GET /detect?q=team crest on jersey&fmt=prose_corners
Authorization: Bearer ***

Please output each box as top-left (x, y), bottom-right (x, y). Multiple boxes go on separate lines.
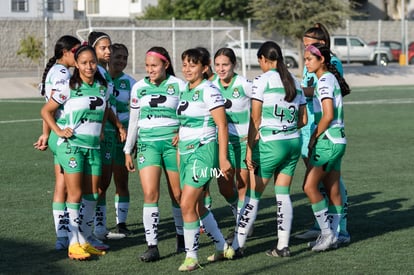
top-left (105, 152), bottom-right (112, 160)
top-left (68, 157), bottom-right (78, 168)
top-left (138, 154), bottom-right (146, 164)
top-left (166, 85), bottom-right (175, 95)
top-left (58, 93), bottom-right (67, 101)
top-left (192, 91), bottom-right (200, 101)
top-left (119, 80), bottom-right (127, 89)
top-left (99, 86), bottom-right (106, 96)
top-left (232, 88), bottom-right (240, 98)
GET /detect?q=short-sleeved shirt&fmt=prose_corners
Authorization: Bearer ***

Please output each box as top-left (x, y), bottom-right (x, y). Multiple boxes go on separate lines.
top-left (112, 72), bottom-right (136, 128)
top-left (177, 79), bottom-right (225, 155)
top-left (52, 80), bottom-right (109, 149)
top-left (211, 73), bottom-right (252, 143)
top-left (130, 75), bottom-right (186, 141)
top-left (251, 69), bottom-right (306, 142)
top-left (44, 64), bottom-right (71, 127)
top-left (313, 72), bottom-right (346, 144)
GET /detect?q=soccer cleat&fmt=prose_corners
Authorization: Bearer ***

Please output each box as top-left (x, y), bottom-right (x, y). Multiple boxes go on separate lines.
top-left (115, 223), bottom-right (132, 236)
top-left (178, 257), bottom-right (200, 272)
top-left (176, 234), bottom-right (186, 254)
top-left (337, 232), bottom-right (351, 245)
top-left (139, 245), bottom-right (160, 262)
top-left (94, 229), bottom-right (126, 240)
top-left (207, 243), bottom-right (230, 262)
top-left (311, 232), bottom-right (338, 252)
top-left (55, 237), bottom-right (69, 250)
top-left (81, 242), bottom-right (106, 256)
top-left (265, 246), bottom-right (291, 257)
top-left (87, 235), bottom-right (110, 251)
top-left (295, 228), bottom-right (321, 240)
top-left (68, 243), bottom-right (91, 260)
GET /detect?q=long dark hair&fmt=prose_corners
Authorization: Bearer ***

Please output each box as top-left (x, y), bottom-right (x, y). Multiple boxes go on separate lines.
top-left (146, 46), bottom-right (175, 76)
top-left (307, 43), bottom-right (350, 97)
top-left (69, 45), bottom-right (107, 90)
top-left (182, 48), bottom-right (211, 79)
top-left (214, 47), bottom-right (237, 65)
top-left (88, 31), bottom-right (111, 48)
top-left (303, 23), bottom-right (331, 48)
top-left (40, 35), bottom-right (80, 96)
top-left (257, 41), bottom-right (297, 102)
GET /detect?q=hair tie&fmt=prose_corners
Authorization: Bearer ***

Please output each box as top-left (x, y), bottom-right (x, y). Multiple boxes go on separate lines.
top-left (147, 51), bottom-right (168, 62)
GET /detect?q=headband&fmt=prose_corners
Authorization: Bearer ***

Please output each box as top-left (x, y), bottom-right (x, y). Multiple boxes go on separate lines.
top-left (305, 45), bottom-right (322, 57)
top-left (91, 35), bottom-right (111, 48)
top-left (146, 51), bottom-right (168, 62)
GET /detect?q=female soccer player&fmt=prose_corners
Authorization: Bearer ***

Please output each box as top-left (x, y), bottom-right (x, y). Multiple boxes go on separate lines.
top-left (88, 31), bottom-right (127, 242)
top-left (296, 23), bottom-right (350, 245)
top-left (212, 47), bottom-right (252, 235)
top-left (227, 41), bottom-right (307, 258)
top-left (176, 48), bottom-right (234, 271)
top-left (34, 35), bottom-right (80, 250)
top-left (124, 46), bottom-right (185, 262)
top-left (41, 45), bottom-right (110, 260)
top-left (303, 43), bottom-right (350, 252)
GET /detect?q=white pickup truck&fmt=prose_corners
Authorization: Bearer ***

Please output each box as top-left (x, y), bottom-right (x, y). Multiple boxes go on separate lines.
top-left (331, 35), bottom-right (393, 66)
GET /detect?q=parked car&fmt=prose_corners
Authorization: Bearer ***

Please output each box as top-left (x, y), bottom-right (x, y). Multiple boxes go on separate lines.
top-left (224, 40), bottom-right (299, 68)
top-left (368, 40), bottom-right (414, 64)
top-left (331, 35), bottom-right (393, 66)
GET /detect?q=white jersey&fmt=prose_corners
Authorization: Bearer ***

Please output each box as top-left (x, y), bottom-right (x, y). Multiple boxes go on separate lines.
top-left (130, 75), bottom-right (186, 141)
top-left (211, 73), bottom-right (252, 143)
top-left (44, 64), bottom-right (71, 127)
top-left (112, 72), bottom-right (136, 127)
top-left (177, 79), bottom-right (225, 154)
top-left (251, 69), bottom-right (306, 142)
top-left (313, 72), bottom-right (346, 144)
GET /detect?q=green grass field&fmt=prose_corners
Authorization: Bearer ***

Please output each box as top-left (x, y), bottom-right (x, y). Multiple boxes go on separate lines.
top-left (1, 85), bottom-right (414, 274)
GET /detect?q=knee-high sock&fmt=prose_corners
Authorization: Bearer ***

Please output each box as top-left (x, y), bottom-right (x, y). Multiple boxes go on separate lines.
top-left (53, 202), bottom-right (69, 238)
top-left (94, 197), bottom-right (106, 235)
top-left (275, 186), bottom-right (292, 250)
top-left (172, 202), bottom-right (184, 235)
top-left (183, 220), bottom-right (200, 259)
top-left (233, 190), bottom-right (261, 249)
top-left (143, 203), bottom-right (159, 246)
top-left (66, 203), bottom-right (81, 245)
top-left (328, 205), bottom-right (343, 239)
top-left (115, 195), bottom-right (129, 224)
top-left (200, 210), bottom-right (226, 251)
top-left (311, 199), bottom-right (331, 235)
top-left (339, 176), bottom-right (348, 234)
top-left (80, 194), bottom-right (98, 241)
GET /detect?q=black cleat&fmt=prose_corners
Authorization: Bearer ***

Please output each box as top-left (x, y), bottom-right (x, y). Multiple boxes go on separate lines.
top-left (139, 245), bottom-right (160, 262)
top-left (265, 246), bottom-right (291, 257)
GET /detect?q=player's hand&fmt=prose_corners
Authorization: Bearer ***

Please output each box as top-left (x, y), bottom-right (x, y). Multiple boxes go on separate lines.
top-left (219, 158), bottom-right (232, 181)
top-left (33, 134), bottom-right (49, 151)
top-left (58, 127), bottom-right (73, 139)
top-left (171, 134), bottom-right (179, 147)
top-left (125, 154), bottom-right (135, 172)
top-left (118, 127), bottom-right (126, 142)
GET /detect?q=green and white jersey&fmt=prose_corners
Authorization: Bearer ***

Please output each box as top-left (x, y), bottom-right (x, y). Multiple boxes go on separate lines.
top-left (251, 69), bottom-right (306, 142)
top-left (313, 72), bottom-right (346, 144)
top-left (177, 79), bottom-right (225, 155)
top-left (44, 64), bottom-right (71, 127)
top-left (211, 73), bottom-right (252, 143)
top-left (112, 72), bottom-right (136, 128)
top-left (130, 75), bottom-right (185, 141)
top-left (52, 80), bottom-right (109, 149)
top-left (98, 65), bottom-right (116, 132)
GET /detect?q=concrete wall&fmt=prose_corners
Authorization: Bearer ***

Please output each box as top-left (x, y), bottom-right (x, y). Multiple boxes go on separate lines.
top-left (1, 19), bottom-right (413, 73)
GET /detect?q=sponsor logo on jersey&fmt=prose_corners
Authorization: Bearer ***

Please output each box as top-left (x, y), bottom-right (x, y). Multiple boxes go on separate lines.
top-left (68, 157), bottom-right (78, 168)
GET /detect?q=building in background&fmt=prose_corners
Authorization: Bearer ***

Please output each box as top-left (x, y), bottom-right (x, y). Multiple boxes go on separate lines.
top-left (0, 0), bottom-right (158, 20)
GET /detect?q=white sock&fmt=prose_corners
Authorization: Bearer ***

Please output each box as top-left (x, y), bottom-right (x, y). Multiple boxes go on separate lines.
top-left (66, 203), bottom-right (81, 245)
top-left (143, 204), bottom-right (159, 246)
top-left (80, 197), bottom-right (97, 240)
top-left (276, 193), bottom-right (292, 250)
top-left (115, 201), bottom-right (129, 224)
top-left (201, 210), bottom-right (226, 251)
top-left (314, 208), bottom-right (330, 235)
top-left (172, 204), bottom-right (184, 235)
top-left (52, 202), bottom-right (68, 238)
top-left (183, 221), bottom-right (200, 259)
top-left (94, 203), bottom-right (107, 235)
top-left (233, 196), bottom-right (259, 249)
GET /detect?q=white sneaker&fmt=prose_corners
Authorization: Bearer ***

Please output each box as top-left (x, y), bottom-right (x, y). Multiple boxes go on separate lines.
top-left (311, 232), bottom-right (337, 252)
top-left (94, 229), bottom-right (126, 240)
top-left (87, 235), bottom-right (110, 250)
top-left (295, 228), bottom-right (321, 240)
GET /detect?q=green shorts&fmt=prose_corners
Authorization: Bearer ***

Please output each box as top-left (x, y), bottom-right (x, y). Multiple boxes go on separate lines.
top-left (252, 138), bottom-right (301, 179)
top-left (136, 138), bottom-right (178, 172)
top-left (48, 131), bottom-right (60, 165)
top-left (56, 141), bottom-right (102, 175)
top-left (309, 135), bottom-right (346, 172)
top-left (228, 141), bottom-right (247, 169)
top-left (179, 142), bottom-right (218, 189)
